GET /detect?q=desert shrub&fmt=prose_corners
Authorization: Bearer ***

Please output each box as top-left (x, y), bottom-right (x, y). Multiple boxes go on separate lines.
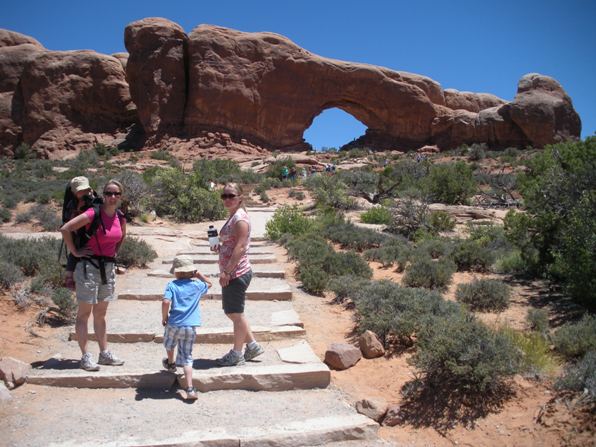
top-left (360, 206), bottom-right (392, 225)
top-left (193, 159), bottom-right (259, 185)
top-left (322, 219), bottom-right (387, 251)
top-left (266, 157), bottom-right (296, 179)
top-left (265, 206), bottom-right (314, 241)
top-left (512, 138), bottom-right (596, 306)
top-left (427, 210), bottom-right (455, 233)
top-left (33, 204), bottom-right (61, 231)
top-left (328, 275), bottom-right (370, 302)
top-left (353, 280), bottom-right (460, 346)
top-left (259, 191), bottom-right (270, 203)
top-left (324, 250), bottom-right (372, 279)
top-left (285, 235), bottom-right (332, 266)
top-left (299, 265), bottom-right (328, 295)
top-left (500, 327), bottom-right (558, 377)
top-left (422, 161), bottom-right (477, 205)
top-left (116, 171), bottom-right (149, 218)
top-left (0, 206), bottom-right (11, 223)
top-left (467, 143), bottom-right (487, 161)
top-left (150, 149), bottom-right (174, 161)
top-left (0, 235), bottom-right (61, 277)
top-left (288, 189), bottom-right (305, 200)
top-left (93, 143), bottom-right (119, 159)
top-left (415, 238), bottom-right (452, 259)
top-left (117, 237), bottom-right (157, 268)
top-left (148, 168), bottom-right (226, 222)
top-left (51, 287), bottom-right (76, 319)
top-left (337, 169), bottom-right (379, 199)
top-left (493, 249), bottom-right (527, 275)
top-left (364, 239), bottom-right (411, 269)
top-left (411, 311), bottom-right (521, 393)
top-left (0, 261), bottom-right (23, 288)
top-left (13, 143), bottom-right (35, 160)
top-left (555, 351), bottom-right (596, 399)
top-left (387, 198), bottom-right (429, 239)
top-left (403, 256), bottom-right (456, 290)
top-left (527, 308), bottom-right (550, 334)
top-left (455, 279), bottom-right (511, 312)
top-left (552, 315), bottom-right (596, 360)
top-left (450, 239), bottom-right (495, 272)
top-left (306, 174), bottom-right (356, 210)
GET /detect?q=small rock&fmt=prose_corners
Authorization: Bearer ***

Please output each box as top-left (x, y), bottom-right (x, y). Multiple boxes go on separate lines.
top-left (382, 404), bottom-right (402, 426)
top-left (0, 382), bottom-right (11, 401)
top-left (355, 398), bottom-right (388, 422)
top-left (0, 357), bottom-right (30, 389)
top-left (324, 343), bottom-right (362, 370)
top-left (359, 330), bottom-right (385, 359)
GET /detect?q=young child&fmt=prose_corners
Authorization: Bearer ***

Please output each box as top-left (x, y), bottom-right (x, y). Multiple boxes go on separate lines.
top-left (162, 255), bottom-right (212, 400)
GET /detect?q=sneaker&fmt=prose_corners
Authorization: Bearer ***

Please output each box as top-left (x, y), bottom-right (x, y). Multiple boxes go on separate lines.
top-left (186, 387), bottom-right (198, 401)
top-left (162, 358), bottom-right (177, 373)
top-left (215, 349), bottom-right (245, 367)
top-left (244, 343), bottom-right (265, 361)
top-left (80, 352), bottom-right (100, 371)
top-left (98, 351), bottom-right (124, 366)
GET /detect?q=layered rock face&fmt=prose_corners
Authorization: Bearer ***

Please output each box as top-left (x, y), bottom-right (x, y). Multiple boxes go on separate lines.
top-left (0, 20), bottom-right (582, 157)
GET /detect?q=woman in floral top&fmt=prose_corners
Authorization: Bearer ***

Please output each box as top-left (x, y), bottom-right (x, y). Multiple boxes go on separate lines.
top-left (212, 183), bottom-right (264, 366)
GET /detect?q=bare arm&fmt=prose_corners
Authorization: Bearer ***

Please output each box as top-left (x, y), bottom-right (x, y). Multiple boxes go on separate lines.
top-left (60, 212), bottom-right (93, 258)
top-left (162, 300), bottom-right (170, 327)
top-left (194, 270), bottom-right (213, 289)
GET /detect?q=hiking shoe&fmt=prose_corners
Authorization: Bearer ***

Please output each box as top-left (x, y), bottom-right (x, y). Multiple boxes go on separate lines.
top-left (98, 351), bottom-right (124, 366)
top-left (215, 350), bottom-right (245, 367)
top-left (162, 358), bottom-right (177, 373)
top-left (244, 343), bottom-right (265, 361)
top-left (80, 352), bottom-right (100, 371)
top-left (186, 387), bottom-right (198, 401)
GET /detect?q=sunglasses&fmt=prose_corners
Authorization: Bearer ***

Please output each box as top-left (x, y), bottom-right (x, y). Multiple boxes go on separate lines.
top-left (220, 193), bottom-right (237, 200)
top-left (104, 191), bottom-right (122, 197)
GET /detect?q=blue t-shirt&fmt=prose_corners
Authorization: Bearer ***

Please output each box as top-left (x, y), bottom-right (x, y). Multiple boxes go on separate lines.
top-left (163, 278), bottom-right (208, 327)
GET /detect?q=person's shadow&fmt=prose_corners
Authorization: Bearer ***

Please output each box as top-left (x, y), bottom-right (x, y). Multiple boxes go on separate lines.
top-left (31, 358), bottom-right (79, 370)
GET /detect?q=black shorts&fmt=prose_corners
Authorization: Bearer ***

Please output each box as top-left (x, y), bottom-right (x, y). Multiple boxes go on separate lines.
top-left (222, 270), bottom-right (252, 314)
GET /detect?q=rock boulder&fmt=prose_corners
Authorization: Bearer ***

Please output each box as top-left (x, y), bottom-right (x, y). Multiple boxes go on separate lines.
top-left (324, 343), bottom-right (362, 370)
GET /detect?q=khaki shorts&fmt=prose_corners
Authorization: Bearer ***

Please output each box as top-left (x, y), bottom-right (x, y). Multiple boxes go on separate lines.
top-left (74, 260), bottom-right (116, 304)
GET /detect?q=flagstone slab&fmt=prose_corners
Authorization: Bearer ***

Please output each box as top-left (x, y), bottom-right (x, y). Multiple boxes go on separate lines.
top-left (0, 387), bottom-right (379, 447)
top-left (277, 340), bottom-right (322, 364)
top-left (177, 245), bottom-right (274, 254)
top-left (117, 274), bottom-right (292, 300)
top-left (162, 253), bottom-right (278, 264)
top-left (68, 300), bottom-right (303, 343)
top-left (146, 263), bottom-right (285, 279)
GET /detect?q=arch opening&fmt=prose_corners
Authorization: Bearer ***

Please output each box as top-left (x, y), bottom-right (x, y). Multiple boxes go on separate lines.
top-left (303, 107), bottom-right (367, 151)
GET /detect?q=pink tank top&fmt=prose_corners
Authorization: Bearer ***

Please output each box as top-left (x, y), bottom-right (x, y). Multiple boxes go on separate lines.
top-left (218, 208), bottom-right (251, 279)
top-left (83, 208), bottom-right (124, 257)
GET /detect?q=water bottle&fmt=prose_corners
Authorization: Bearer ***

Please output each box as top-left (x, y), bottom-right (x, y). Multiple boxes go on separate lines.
top-left (207, 225), bottom-right (219, 249)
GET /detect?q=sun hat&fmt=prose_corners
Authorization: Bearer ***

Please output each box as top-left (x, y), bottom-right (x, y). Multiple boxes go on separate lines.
top-left (70, 176), bottom-right (91, 194)
top-left (170, 255), bottom-right (196, 274)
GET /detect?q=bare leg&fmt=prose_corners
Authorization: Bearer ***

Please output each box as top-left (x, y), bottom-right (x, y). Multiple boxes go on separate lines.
top-left (183, 366), bottom-right (193, 389)
top-left (226, 313), bottom-right (255, 351)
top-left (75, 303), bottom-right (93, 355)
top-left (166, 349), bottom-right (175, 364)
top-left (92, 301), bottom-right (110, 352)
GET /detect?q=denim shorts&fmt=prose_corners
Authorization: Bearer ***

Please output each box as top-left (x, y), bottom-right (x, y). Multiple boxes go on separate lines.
top-left (222, 270), bottom-right (252, 314)
top-left (74, 260), bottom-right (116, 304)
top-left (163, 325), bottom-right (197, 366)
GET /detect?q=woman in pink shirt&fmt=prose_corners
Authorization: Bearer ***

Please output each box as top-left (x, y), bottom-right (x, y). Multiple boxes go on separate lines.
top-left (212, 183), bottom-right (264, 366)
top-left (60, 179), bottom-right (126, 371)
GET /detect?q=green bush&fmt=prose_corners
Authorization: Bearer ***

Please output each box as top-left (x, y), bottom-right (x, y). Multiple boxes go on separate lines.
top-left (259, 191), bottom-right (270, 203)
top-left (364, 240), bottom-right (411, 269)
top-left (402, 256), bottom-right (456, 290)
top-left (411, 311), bottom-right (521, 393)
top-left (0, 207), bottom-right (10, 223)
top-left (266, 157), bottom-right (296, 179)
top-left (415, 238), bottom-right (452, 259)
top-left (322, 219), bottom-right (387, 251)
top-left (13, 143), bottom-right (34, 160)
top-left (527, 308), bottom-right (549, 334)
top-left (450, 239), bottom-right (495, 272)
top-left (353, 280), bottom-right (460, 346)
top-left (513, 138), bottom-right (596, 306)
top-left (493, 249), bottom-right (527, 275)
top-left (328, 275), bottom-right (370, 302)
top-left (288, 189), bottom-right (305, 200)
top-left (455, 279), bottom-right (511, 312)
top-left (552, 315), bottom-right (596, 360)
top-left (0, 261), bottom-right (23, 288)
top-left (427, 210), bottom-right (455, 233)
top-left (265, 206), bottom-right (314, 241)
top-left (555, 350), bottom-right (596, 399)
top-left (501, 327), bottom-right (558, 377)
top-left (117, 237), bottom-right (158, 268)
top-left (324, 251), bottom-right (372, 279)
top-left (285, 235), bottom-right (332, 266)
top-left (422, 161), bottom-right (477, 205)
top-left (51, 287), bottom-right (76, 319)
top-left (299, 265), bottom-right (328, 295)
top-left (309, 175), bottom-right (356, 210)
top-left (387, 198), bottom-right (429, 239)
top-left (467, 143), bottom-right (487, 161)
top-left (0, 235), bottom-right (62, 277)
top-left (361, 206), bottom-right (392, 225)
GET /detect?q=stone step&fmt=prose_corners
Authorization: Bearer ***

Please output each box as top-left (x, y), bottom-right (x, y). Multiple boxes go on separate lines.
top-left (1, 386), bottom-right (379, 446)
top-left (69, 300), bottom-right (304, 343)
top-left (177, 245), bottom-right (275, 254)
top-left (162, 253), bottom-right (278, 264)
top-left (117, 274), bottom-right (292, 301)
top-left (147, 263), bottom-right (286, 279)
top-left (28, 340), bottom-right (327, 391)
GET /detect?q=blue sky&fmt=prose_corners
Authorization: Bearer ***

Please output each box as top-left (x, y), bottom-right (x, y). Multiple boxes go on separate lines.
top-left (3, 0), bottom-right (595, 149)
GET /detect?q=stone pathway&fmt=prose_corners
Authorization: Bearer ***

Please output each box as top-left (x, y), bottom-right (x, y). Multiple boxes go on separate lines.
top-left (0, 209), bottom-right (391, 446)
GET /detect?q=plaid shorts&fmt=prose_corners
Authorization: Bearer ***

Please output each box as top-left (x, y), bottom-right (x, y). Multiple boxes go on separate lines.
top-left (163, 325), bottom-right (196, 366)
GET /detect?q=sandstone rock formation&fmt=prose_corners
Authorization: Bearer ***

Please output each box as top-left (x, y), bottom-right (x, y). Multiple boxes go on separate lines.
top-left (0, 20), bottom-right (582, 157)
top-left (324, 343), bottom-right (362, 370)
top-left (124, 18), bottom-right (188, 136)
